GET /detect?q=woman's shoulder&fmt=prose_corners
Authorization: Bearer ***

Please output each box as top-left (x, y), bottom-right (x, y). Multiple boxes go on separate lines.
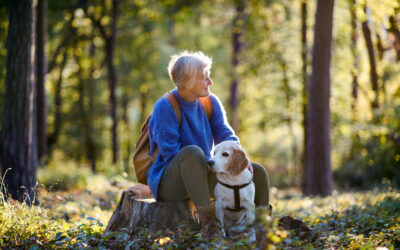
top-left (153, 95), bottom-right (173, 110)
top-left (208, 92), bottom-right (223, 108)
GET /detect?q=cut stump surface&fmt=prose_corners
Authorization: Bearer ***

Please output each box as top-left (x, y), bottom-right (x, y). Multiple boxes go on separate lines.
top-left (106, 184), bottom-right (199, 233)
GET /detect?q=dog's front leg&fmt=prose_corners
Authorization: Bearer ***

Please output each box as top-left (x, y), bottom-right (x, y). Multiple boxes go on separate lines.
top-left (245, 204), bottom-right (256, 242)
top-left (246, 203), bottom-right (256, 224)
top-left (215, 200), bottom-right (226, 237)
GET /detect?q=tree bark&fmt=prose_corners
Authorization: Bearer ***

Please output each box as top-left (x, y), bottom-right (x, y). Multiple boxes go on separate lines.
top-left (105, 35), bottom-right (119, 164)
top-left (350, 0), bottom-right (359, 121)
top-left (47, 13), bottom-right (74, 74)
top-left (1, 0), bottom-right (38, 205)
top-left (389, 15), bottom-right (400, 62)
top-left (304, 0), bottom-right (334, 196)
top-left (376, 33), bottom-right (386, 60)
top-left (361, 6), bottom-right (379, 109)
top-left (109, 0), bottom-right (119, 164)
top-left (47, 51), bottom-right (67, 152)
top-left (86, 40), bottom-right (97, 173)
top-left (83, 0), bottom-right (119, 164)
top-left (121, 93), bottom-right (130, 174)
top-left (106, 184), bottom-right (198, 233)
top-left (300, 0), bottom-right (308, 192)
top-left (280, 60), bottom-right (298, 184)
top-left (36, 0), bottom-right (47, 161)
top-left (229, 0), bottom-right (246, 133)
top-left (88, 0), bottom-right (119, 164)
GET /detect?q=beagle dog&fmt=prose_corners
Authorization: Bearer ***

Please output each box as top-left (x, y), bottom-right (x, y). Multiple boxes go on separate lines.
top-left (208, 141), bottom-right (256, 240)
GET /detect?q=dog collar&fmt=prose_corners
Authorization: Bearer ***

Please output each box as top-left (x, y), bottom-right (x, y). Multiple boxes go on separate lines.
top-left (217, 180), bottom-right (252, 212)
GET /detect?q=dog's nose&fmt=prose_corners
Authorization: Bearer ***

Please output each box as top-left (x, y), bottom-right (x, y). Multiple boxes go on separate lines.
top-left (207, 159), bottom-right (215, 167)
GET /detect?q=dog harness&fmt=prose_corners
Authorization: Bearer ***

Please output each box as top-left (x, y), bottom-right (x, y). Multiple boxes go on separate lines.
top-left (217, 180), bottom-right (252, 212)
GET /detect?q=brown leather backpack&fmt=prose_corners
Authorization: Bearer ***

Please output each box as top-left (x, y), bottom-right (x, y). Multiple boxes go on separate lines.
top-left (133, 92), bottom-right (213, 184)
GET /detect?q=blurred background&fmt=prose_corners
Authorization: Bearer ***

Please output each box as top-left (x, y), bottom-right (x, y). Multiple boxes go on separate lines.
top-left (0, 0), bottom-right (399, 194)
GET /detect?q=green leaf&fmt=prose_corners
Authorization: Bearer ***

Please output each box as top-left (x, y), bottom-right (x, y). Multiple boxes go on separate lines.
top-left (54, 232), bottom-right (63, 241)
top-left (125, 240), bottom-right (135, 250)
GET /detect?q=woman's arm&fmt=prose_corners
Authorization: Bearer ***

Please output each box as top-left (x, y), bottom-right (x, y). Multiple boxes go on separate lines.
top-left (209, 93), bottom-right (239, 144)
top-left (149, 98), bottom-right (181, 164)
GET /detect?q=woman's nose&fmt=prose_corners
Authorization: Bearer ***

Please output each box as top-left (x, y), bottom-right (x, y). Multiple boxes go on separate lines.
top-left (207, 78), bottom-right (213, 86)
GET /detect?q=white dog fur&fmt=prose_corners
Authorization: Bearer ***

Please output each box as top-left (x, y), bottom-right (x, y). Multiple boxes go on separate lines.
top-left (209, 141), bottom-right (256, 240)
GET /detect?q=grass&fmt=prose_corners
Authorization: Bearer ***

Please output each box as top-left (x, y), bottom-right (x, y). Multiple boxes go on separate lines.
top-left (0, 171), bottom-right (399, 249)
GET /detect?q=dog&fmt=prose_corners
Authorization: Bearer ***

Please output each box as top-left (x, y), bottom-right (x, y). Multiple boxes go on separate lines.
top-left (208, 141), bottom-right (256, 240)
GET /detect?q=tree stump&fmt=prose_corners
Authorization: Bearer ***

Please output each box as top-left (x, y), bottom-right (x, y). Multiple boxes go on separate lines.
top-left (106, 184), bottom-right (199, 233)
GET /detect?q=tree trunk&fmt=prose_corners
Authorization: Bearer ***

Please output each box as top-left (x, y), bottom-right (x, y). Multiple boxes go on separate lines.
top-left (376, 33), bottom-right (385, 60)
top-left (361, 6), bottom-right (379, 110)
top-left (104, 0), bottom-right (119, 164)
top-left (106, 184), bottom-right (199, 233)
top-left (349, 0), bottom-right (360, 158)
top-left (106, 37), bottom-right (119, 164)
top-left (304, 0), bottom-right (334, 196)
top-left (229, 0), bottom-right (246, 133)
top-left (280, 60), bottom-right (298, 185)
top-left (1, 0), bottom-right (38, 205)
top-left (87, 40), bottom-right (97, 173)
top-left (121, 94), bottom-right (130, 174)
top-left (350, 0), bottom-right (359, 121)
top-left (47, 13), bottom-right (74, 74)
top-left (83, 0), bottom-right (119, 164)
top-left (389, 15), bottom-right (400, 62)
top-left (300, 0), bottom-right (308, 192)
top-left (36, 0), bottom-right (47, 161)
top-left (47, 51), bottom-right (67, 153)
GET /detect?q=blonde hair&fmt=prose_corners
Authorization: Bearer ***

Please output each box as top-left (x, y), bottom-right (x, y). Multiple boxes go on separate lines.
top-left (168, 51), bottom-right (212, 89)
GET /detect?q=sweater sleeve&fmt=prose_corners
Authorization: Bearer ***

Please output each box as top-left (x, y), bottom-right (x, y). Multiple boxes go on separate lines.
top-left (149, 97), bottom-right (181, 164)
top-left (209, 93), bottom-right (239, 145)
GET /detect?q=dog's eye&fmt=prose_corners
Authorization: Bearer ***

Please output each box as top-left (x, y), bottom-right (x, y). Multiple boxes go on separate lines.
top-left (222, 152), bottom-right (229, 157)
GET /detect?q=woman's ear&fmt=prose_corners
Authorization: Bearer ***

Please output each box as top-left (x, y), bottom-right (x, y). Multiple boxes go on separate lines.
top-left (229, 148), bottom-right (250, 176)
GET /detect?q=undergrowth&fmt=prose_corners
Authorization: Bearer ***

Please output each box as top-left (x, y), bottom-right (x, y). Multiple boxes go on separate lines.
top-left (0, 173), bottom-right (399, 249)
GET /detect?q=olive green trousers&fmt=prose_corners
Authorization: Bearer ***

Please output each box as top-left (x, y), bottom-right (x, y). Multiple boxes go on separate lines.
top-left (159, 145), bottom-right (270, 207)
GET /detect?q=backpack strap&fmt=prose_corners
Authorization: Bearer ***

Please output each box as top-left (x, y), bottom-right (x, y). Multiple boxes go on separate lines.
top-left (163, 92), bottom-right (182, 125)
top-left (164, 92), bottom-right (213, 123)
top-left (199, 96), bottom-right (213, 120)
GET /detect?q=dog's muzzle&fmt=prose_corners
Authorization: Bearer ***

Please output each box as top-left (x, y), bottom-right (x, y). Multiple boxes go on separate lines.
top-left (207, 159), bottom-right (215, 168)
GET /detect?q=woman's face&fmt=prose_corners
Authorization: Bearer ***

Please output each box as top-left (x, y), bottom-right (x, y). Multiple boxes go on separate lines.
top-left (189, 68), bottom-right (213, 98)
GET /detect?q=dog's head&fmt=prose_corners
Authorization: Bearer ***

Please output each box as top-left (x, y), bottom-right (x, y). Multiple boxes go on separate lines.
top-left (209, 141), bottom-right (250, 176)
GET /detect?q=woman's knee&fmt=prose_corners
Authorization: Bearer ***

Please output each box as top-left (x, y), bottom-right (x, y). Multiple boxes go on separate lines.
top-left (177, 145), bottom-right (206, 167)
top-left (179, 145), bottom-right (204, 157)
top-left (252, 162), bottom-right (268, 179)
top-left (252, 162), bottom-right (270, 206)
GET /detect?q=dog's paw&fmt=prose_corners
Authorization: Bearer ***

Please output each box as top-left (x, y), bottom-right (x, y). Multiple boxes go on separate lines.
top-left (221, 228), bottom-right (227, 237)
top-left (247, 228), bottom-right (256, 242)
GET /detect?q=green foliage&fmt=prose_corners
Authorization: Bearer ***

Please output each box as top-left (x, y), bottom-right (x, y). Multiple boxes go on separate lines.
top-left (273, 187), bottom-right (400, 249)
top-left (38, 159), bottom-right (92, 191)
top-left (336, 134), bottom-right (400, 188)
top-left (1, 175), bottom-right (399, 249)
top-left (335, 96), bottom-right (400, 188)
top-left (310, 197), bottom-right (400, 249)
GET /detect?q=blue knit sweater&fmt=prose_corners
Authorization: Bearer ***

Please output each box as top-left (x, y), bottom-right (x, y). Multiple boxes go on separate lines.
top-left (147, 88), bottom-right (239, 199)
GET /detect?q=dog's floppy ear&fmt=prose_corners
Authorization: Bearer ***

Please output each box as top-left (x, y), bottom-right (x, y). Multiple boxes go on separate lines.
top-left (229, 148), bottom-right (250, 176)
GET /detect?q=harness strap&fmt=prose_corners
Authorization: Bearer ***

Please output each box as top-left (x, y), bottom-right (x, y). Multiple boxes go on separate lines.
top-left (217, 180), bottom-right (252, 212)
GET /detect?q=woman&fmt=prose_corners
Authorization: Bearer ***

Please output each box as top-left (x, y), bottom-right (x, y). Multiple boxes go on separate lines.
top-left (148, 51), bottom-right (270, 237)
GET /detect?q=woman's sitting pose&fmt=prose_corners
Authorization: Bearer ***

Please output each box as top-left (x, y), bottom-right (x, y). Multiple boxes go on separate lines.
top-left (147, 51), bottom-right (270, 237)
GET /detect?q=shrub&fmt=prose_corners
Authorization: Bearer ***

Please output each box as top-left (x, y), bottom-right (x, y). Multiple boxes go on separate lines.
top-left (37, 163), bottom-right (91, 191)
top-left (335, 133), bottom-right (400, 189)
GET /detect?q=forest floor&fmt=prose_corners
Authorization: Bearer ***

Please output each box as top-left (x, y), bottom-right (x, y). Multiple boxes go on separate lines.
top-left (0, 173), bottom-right (399, 249)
